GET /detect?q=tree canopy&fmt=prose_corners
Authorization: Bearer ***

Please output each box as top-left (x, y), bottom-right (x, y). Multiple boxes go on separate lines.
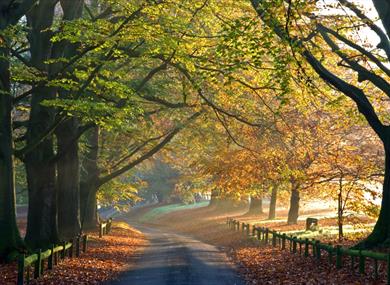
top-left (0, 0), bottom-right (389, 260)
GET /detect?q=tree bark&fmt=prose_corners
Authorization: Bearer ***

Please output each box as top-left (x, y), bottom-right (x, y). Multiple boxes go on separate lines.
top-left (24, 88), bottom-right (58, 248)
top-left (337, 178), bottom-right (344, 242)
top-left (55, 0), bottom-right (84, 239)
top-left (358, 143), bottom-right (390, 248)
top-left (0, 0), bottom-right (38, 261)
top-left (25, 1), bottom-right (59, 248)
top-left (56, 118), bottom-right (81, 239)
top-left (268, 184), bottom-right (278, 220)
top-left (80, 126), bottom-right (100, 230)
top-left (80, 183), bottom-right (99, 230)
top-left (372, 0), bottom-right (390, 40)
top-left (0, 43), bottom-right (22, 260)
top-left (287, 185), bottom-right (300, 225)
top-left (247, 196), bottom-right (264, 215)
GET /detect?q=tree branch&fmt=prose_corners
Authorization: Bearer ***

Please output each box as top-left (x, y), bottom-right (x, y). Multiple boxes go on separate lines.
top-left (97, 111), bottom-right (202, 186)
top-left (338, 0), bottom-right (390, 60)
top-left (250, 0), bottom-right (386, 140)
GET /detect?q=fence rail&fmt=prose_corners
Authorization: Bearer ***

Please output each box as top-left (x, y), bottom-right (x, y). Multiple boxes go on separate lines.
top-left (17, 234), bottom-right (88, 285)
top-left (227, 218), bottom-right (390, 284)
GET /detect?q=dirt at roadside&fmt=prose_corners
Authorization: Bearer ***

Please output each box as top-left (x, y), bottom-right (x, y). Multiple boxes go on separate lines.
top-left (147, 205), bottom-right (386, 285)
top-left (0, 222), bottom-right (147, 285)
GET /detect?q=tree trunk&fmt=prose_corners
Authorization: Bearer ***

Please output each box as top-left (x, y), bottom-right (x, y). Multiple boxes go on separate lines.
top-left (25, 129), bottom-right (58, 248)
top-left (0, 43), bottom-right (23, 260)
top-left (338, 217), bottom-right (343, 242)
top-left (55, 0), bottom-right (84, 239)
top-left (209, 189), bottom-right (219, 207)
top-left (24, 87), bottom-right (58, 248)
top-left (80, 183), bottom-right (99, 229)
top-left (24, 0), bottom-right (59, 248)
top-left (56, 118), bottom-right (81, 239)
top-left (80, 126), bottom-right (100, 230)
top-left (268, 184), bottom-right (278, 220)
top-left (358, 144), bottom-right (390, 248)
top-left (337, 179), bottom-right (344, 242)
top-left (247, 196), bottom-right (264, 215)
top-left (287, 186), bottom-right (300, 225)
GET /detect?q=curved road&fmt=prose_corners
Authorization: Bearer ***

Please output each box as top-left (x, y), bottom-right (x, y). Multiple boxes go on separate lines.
top-left (110, 225), bottom-right (244, 285)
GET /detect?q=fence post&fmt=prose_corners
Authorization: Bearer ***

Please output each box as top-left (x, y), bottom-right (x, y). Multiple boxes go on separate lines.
top-left (54, 248), bottom-right (58, 265)
top-left (316, 241), bottom-right (321, 260)
top-left (17, 254), bottom-right (25, 285)
top-left (76, 236), bottom-right (81, 257)
top-left (374, 259), bottom-right (379, 280)
top-left (279, 233), bottom-right (282, 248)
top-left (69, 239), bottom-right (73, 258)
top-left (99, 223), bottom-right (103, 238)
top-left (261, 228), bottom-right (265, 243)
top-left (328, 244), bottom-right (333, 264)
top-left (34, 249), bottom-right (42, 279)
top-left (310, 239), bottom-right (316, 257)
top-left (83, 235), bottom-right (88, 253)
top-left (48, 244), bottom-right (54, 269)
top-left (246, 224), bottom-right (250, 236)
top-left (61, 241), bottom-right (66, 259)
top-left (336, 245), bottom-right (342, 269)
top-left (386, 254), bottom-right (390, 285)
top-left (265, 228), bottom-right (269, 244)
top-left (304, 239), bottom-right (309, 257)
top-left (282, 234), bottom-right (286, 250)
top-left (292, 238), bottom-right (297, 253)
top-left (359, 250), bottom-right (365, 275)
top-left (272, 233), bottom-right (277, 247)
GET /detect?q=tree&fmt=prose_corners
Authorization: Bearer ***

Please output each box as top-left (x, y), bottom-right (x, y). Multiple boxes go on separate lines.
top-left (250, 0), bottom-right (390, 248)
top-left (0, 0), bottom-right (37, 260)
top-left (319, 132), bottom-right (382, 241)
top-left (268, 182), bottom-right (279, 219)
top-left (138, 158), bottom-right (180, 204)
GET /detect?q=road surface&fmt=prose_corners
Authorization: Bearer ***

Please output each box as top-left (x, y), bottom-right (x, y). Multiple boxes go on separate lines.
top-left (110, 225), bottom-right (244, 285)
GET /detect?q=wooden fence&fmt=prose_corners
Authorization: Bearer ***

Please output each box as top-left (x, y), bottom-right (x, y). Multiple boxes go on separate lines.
top-left (17, 234), bottom-right (88, 285)
top-left (17, 218), bottom-right (113, 284)
top-left (227, 218), bottom-right (390, 284)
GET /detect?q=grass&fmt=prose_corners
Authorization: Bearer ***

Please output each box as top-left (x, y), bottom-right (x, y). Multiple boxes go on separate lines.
top-left (282, 224), bottom-right (375, 240)
top-left (139, 201), bottom-right (209, 223)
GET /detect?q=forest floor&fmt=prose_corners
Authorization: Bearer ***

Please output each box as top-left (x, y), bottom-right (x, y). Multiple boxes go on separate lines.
top-left (134, 203), bottom-right (387, 285)
top-left (0, 221), bottom-right (147, 285)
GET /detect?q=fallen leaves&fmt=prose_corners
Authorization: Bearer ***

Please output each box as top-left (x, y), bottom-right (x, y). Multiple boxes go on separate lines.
top-left (0, 222), bottom-right (147, 285)
top-left (148, 205), bottom-right (386, 285)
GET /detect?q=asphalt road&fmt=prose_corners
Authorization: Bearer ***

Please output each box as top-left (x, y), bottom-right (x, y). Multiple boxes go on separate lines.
top-left (109, 225), bottom-right (244, 285)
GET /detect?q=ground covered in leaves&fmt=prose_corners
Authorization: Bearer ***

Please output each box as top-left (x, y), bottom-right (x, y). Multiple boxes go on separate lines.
top-left (142, 205), bottom-right (387, 285)
top-left (0, 221), bottom-right (146, 285)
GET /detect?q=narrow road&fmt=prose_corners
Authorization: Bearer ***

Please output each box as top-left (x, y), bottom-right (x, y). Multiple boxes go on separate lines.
top-left (110, 225), bottom-right (244, 285)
